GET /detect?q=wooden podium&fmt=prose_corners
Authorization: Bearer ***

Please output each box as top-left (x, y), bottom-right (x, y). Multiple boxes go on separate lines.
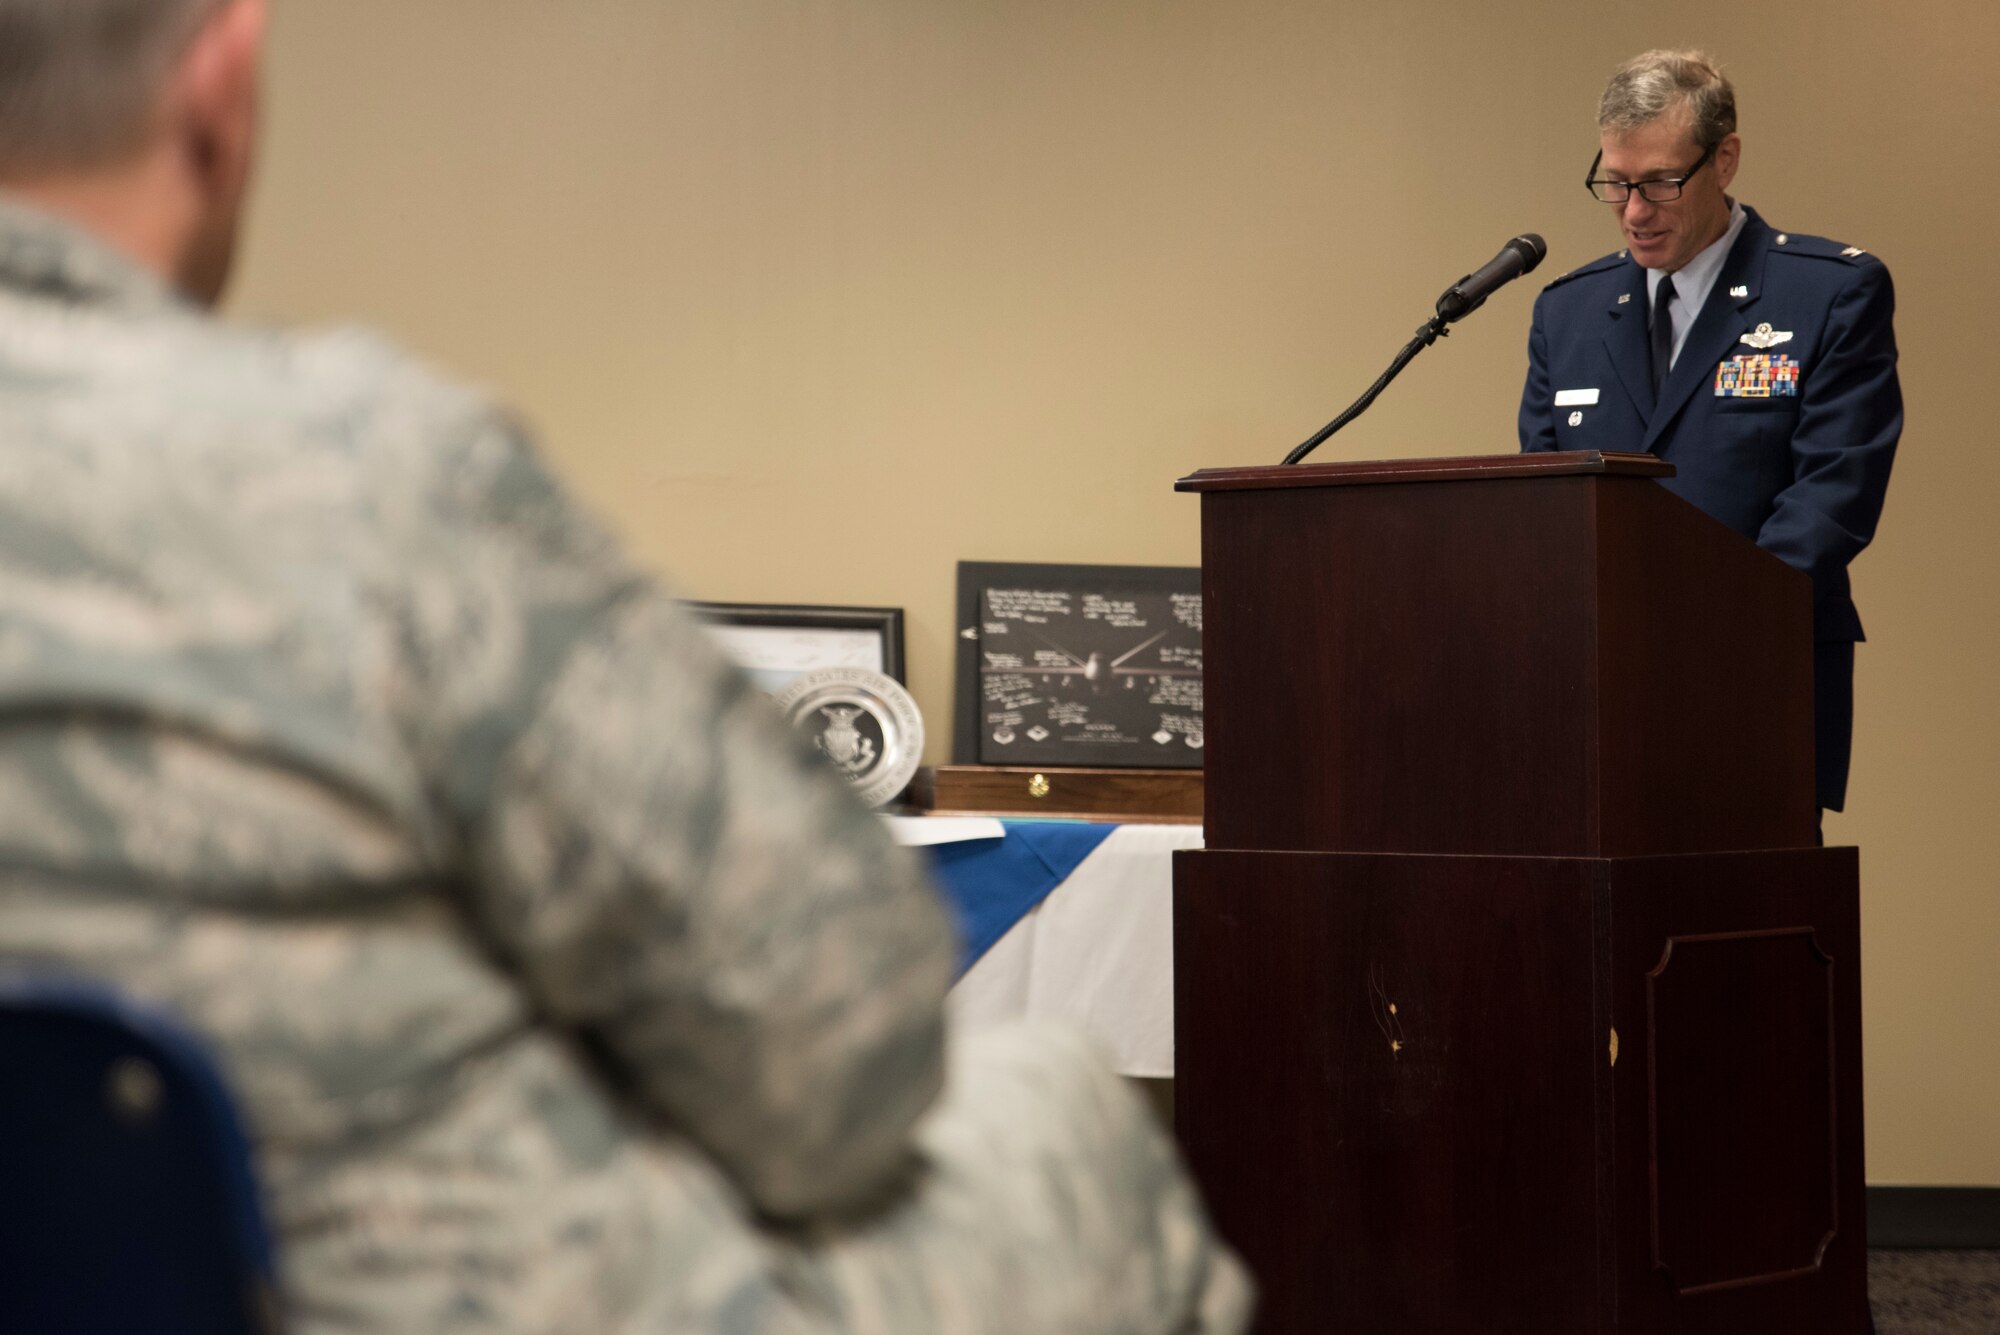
top-left (1172, 452), bottom-right (1867, 1334)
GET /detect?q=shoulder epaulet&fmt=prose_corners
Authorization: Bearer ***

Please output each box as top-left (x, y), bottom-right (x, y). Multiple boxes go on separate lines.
top-left (1767, 229), bottom-right (1881, 266)
top-left (1541, 251), bottom-right (1627, 290)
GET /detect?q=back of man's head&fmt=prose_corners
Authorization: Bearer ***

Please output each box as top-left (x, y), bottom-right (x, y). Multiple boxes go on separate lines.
top-left (0, 0), bottom-right (265, 305)
top-left (0, 0), bottom-right (225, 177)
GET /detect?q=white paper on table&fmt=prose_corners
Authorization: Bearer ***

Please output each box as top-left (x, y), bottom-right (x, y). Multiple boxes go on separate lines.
top-left (880, 815), bottom-right (1007, 847)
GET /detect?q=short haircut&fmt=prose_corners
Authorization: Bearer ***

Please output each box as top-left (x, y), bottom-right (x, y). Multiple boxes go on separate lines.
top-left (0, 0), bottom-right (223, 175)
top-left (1598, 49), bottom-right (1737, 150)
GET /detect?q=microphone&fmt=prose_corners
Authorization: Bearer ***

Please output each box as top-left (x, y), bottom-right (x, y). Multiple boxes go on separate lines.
top-left (1435, 233), bottom-right (1547, 323)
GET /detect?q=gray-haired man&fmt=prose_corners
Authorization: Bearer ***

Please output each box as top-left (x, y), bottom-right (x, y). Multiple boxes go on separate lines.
top-left (1519, 50), bottom-right (1901, 822)
top-left (0, 3), bottom-right (1251, 1330)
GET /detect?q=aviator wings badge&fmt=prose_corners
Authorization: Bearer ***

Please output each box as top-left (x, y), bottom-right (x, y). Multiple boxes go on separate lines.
top-left (1739, 322), bottom-right (1794, 350)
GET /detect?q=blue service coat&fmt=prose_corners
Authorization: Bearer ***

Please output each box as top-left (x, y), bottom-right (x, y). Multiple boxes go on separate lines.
top-left (1518, 204), bottom-right (1901, 810)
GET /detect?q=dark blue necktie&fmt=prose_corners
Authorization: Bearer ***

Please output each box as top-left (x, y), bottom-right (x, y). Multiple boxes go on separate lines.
top-left (1650, 274), bottom-right (1678, 400)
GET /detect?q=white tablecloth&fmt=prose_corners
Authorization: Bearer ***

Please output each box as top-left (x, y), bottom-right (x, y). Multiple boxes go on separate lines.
top-left (946, 824), bottom-right (1199, 1078)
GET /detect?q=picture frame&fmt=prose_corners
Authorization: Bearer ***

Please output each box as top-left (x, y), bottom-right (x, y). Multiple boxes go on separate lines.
top-left (953, 561), bottom-right (1202, 769)
top-left (687, 602), bottom-right (907, 694)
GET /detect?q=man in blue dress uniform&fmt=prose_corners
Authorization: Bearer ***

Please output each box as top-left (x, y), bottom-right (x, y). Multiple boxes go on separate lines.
top-left (1518, 50), bottom-right (1901, 817)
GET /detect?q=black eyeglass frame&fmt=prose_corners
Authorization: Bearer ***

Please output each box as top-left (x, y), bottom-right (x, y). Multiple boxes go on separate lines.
top-left (1584, 141), bottom-right (1716, 204)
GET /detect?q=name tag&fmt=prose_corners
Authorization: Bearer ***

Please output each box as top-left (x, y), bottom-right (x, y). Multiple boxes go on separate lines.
top-left (1554, 388), bottom-right (1600, 407)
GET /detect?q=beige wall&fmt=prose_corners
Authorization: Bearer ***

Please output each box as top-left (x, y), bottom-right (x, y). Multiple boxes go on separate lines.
top-left (233, 1), bottom-right (2000, 1185)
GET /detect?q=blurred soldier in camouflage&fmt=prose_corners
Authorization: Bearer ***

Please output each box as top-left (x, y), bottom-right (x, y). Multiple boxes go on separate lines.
top-left (0, 2), bottom-right (1251, 1330)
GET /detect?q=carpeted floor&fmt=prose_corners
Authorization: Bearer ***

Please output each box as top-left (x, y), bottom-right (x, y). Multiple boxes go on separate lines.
top-left (1870, 1251), bottom-right (2000, 1333)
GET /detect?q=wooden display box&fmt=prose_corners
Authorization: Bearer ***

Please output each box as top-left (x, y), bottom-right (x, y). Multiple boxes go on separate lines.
top-left (908, 765), bottom-right (1201, 824)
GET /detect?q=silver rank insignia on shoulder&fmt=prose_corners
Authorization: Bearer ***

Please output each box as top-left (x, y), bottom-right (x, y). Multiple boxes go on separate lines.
top-left (1841, 246), bottom-right (1867, 257)
top-left (1617, 292), bottom-right (1631, 304)
top-left (1739, 322), bottom-right (1794, 350)
top-left (1729, 285), bottom-right (1749, 298)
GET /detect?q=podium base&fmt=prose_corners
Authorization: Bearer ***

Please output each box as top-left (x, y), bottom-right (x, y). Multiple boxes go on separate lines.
top-left (1173, 847), bottom-right (1868, 1335)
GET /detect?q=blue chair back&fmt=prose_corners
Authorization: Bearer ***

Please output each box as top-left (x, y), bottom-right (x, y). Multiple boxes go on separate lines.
top-left (0, 971), bottom-right (281, 1335)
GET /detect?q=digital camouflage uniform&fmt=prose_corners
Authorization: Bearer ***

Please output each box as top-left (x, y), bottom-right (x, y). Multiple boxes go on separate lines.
top-left (0, 198), bottom-right (1250, 1335)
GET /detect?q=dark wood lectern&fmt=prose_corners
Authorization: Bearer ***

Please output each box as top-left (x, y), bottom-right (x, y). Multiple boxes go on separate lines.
top-left (1173, 452), bottom-right (1867, 1335)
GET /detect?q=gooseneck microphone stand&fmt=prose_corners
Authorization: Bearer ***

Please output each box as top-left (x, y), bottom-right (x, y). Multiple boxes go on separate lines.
top-left (1280, 312), bottom-right (1453, 466)
top-left (1281, 232), bottom-right (1545, 465)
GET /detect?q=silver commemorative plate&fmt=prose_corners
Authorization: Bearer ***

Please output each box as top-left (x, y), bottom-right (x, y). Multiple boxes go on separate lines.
top-left (772, 667), bottom-right (925, 808)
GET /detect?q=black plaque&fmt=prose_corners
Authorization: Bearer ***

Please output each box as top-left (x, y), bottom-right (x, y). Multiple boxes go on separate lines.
top-left (953, 561), bottom-right (1202, 768)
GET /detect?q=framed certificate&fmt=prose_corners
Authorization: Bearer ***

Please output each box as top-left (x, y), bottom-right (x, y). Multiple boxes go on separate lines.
top-left (687, 602), bottom-right (906, 694)
top-left (953, 561), bottom-right (1202, 768)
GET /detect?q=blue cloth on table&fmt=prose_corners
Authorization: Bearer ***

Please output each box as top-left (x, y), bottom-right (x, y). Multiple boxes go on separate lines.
top-left (926, 820), bottom-right (1117, 975)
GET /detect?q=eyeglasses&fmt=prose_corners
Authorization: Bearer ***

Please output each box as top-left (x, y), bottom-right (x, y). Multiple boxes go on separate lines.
top-left (1584, 142), bottom-right (1715, 204)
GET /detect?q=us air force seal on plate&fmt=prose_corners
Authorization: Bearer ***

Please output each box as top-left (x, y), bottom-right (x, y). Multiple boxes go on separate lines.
top-left (772, 667), bottom-right (925, 807)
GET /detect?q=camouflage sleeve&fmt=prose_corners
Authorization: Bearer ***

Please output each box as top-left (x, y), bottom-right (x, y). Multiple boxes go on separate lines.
top-left (395, 405), bottom-right (957, 1221)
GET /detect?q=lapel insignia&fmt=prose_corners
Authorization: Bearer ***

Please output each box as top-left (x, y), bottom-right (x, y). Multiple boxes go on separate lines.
top-left (1729, 285), bottom-right (1749, 298)
top-left (1739, 322), bottom-right (1793, 350)
top-left (1617, 292), bottom-right (1631, 304)
top-left (1841, 245), bottom-right (1867, 258)
top-left (1716, 354), bottom-right (1800, 398)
